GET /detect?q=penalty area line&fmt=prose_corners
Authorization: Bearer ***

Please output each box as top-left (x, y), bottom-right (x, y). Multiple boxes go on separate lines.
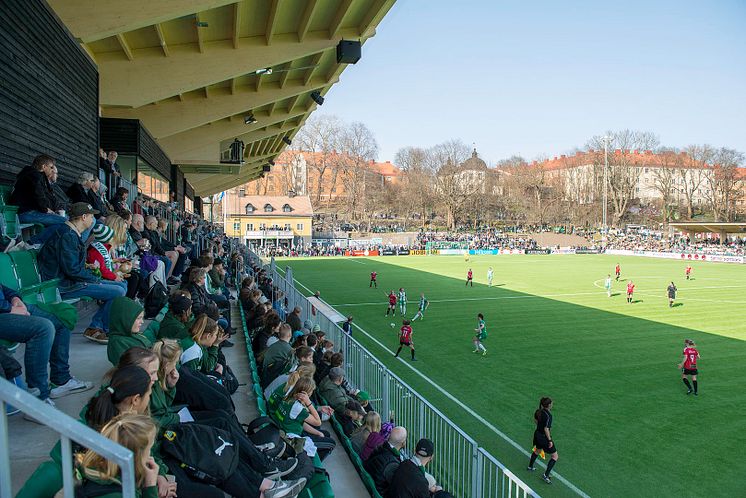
top-left (289, 273), bottom-right (590, 498)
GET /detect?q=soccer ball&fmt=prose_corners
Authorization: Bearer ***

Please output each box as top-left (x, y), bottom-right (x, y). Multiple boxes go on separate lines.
top-left (390, 323), bottom-right (396, 328)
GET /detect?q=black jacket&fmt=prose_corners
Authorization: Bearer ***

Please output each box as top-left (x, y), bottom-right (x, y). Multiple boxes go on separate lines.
top-left (10, 166), bottom-right (55, 214)
top-left (66, 183), bottom-right (90, 204)
top-left (50, 182), bottom-right (70, 211)
top-left (385, 459), bottom-right (430, 498)
top-left (364, 444), bottom-right (403, 495)
top-left (143, 228), bottom-right (166, 256)
top-left (87, 190), bottom-right (108, 218)
top-left (185, 282), bottom-right (215, 317)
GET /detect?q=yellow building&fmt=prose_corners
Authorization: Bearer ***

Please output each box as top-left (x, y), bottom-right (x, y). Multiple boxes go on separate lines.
top-left (223, 195), bottom-right (313, 249)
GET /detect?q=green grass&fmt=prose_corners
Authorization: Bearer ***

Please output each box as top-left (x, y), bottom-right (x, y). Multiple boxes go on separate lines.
top-left (278, 254), bottom-right (746, 498)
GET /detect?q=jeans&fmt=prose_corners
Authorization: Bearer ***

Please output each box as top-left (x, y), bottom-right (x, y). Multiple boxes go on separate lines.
top-left (27, 305), bottom-right (72, 386)
top-left (60, 281), bottom-right (126, 332)
top-left (0, 312), bottom-right (54, 399)
top-left (18, 211), bottom-right (67, 245)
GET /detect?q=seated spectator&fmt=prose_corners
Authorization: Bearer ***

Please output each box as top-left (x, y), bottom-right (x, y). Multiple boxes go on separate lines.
top-left (286, 307), bottom-right (303, 333)
top-left (181, 314), bottom-right (223, 375)
top-left (66, 171), bottom-right (94, 204)
top-left (87, 176), bottom-right (109, 220)
top-left (38, 202), bottom-right (127, 344)
top-left (0, 284), bottom-right (92, 405)
top-left (158, 218), bottom-right (188, 279)
top-left (260, 324), bottom-right (293, 388)
top-left (364, 426), bottom-right (407, 495)
top-left (208, 258), bottom-right (231, 301)
top-left (185, 268), bottom-right (228, 331)
top-left (111, 186), bottom-right (129, 214)
top-left (48, 163), bottom-right (69, 215)
top-left (104, 214), bottom-right (145, 299)
top-left (143, 215), bottom-right (176, 279)
top-left (351, 411), bottom-right (381, 456)
top-left (386, 438), bottom-right (446, 498)
top-left (10, 154), bottom-right (67, 244)
top-left (106, 297), bottom-right (152, 366)
top-left (317, 367), bottom-right (365, 434)
top-left (157, 294), bottom-right (194, 343)
top-left (86, 224), bottom-right (129, 294)
top-left (361, 419), bottom-right (395, 461)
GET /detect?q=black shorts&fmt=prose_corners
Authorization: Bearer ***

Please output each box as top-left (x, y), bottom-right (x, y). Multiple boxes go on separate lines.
top-left (533, 432), bottom-right (557, 454)
top-left (400, 340), bottom-right (412, 347)
top-left (682, 368), bottom-right (698, 376)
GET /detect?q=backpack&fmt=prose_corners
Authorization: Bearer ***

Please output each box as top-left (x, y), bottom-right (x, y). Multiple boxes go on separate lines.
top-left (144, 281), bottom-right (168, 319)
top-left (159, 423), bottom-right (239, 485)
top-left (206, 363), bottom-right (239, 395)
top-left (74, 480), bottom-right (121, 498)
top-left (243, 416), bottom-right (288, 459)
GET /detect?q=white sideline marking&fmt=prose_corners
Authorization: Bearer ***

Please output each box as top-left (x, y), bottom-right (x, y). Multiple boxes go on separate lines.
top-left (331, 291), bottom-right (604, 307)
top-left (592, 279), bottom-right (746, 304)
top-left (289, 273), bottom-right (590, 497)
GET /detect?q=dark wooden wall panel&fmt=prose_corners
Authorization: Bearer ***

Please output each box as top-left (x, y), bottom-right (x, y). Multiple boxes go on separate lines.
top-left (172, 165), bottom-right (185, 207)
top-left (0, 0), bottom-right (98, 188)
top-left (99, 118), bottom-right (139, 155)
top-left (139, 126), bottom-right (171, 180)
top-left (185, 181), bottom-right (195, 201)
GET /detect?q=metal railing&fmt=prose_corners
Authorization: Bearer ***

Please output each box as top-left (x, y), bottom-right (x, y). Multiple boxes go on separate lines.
top-left (243, 249), bottom-right (539, 498)
top-left (0, 378), bottom-right (136, 498)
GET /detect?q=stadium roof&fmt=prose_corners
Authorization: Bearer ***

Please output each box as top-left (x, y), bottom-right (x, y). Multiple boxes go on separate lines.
top-left (48, 0), bottom-right (396, 197)
top-left (670, 222), bottom-right (746, 234)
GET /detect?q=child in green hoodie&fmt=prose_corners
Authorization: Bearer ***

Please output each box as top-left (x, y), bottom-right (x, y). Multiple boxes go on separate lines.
top-left (181, 314), bottom-right (224, 375)
top-left (107, 297), bottom-right (155, 366)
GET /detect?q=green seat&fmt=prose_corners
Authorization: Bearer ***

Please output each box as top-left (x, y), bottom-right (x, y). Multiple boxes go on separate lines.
top-left (0, 205), bottom-right (20, 240)
top-left (0, 338), bottom-right (19, 353)
top-left (0, 185), bottom-right (12, 206)
top-left (0, 252), bottom-right (20, 289)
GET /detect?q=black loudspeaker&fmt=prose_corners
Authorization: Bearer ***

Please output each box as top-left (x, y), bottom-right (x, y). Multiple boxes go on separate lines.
top-left (262, 164), bottom-right (271, 172)
top-left (336, 40), bottom-right (361, 64)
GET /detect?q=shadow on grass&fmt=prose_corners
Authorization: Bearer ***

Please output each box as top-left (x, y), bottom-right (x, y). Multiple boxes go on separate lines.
top-left (280, 256), bottom-right (746, 498)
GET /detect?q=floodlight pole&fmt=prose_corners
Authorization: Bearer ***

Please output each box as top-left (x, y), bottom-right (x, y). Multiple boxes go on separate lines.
top-left (601, 135), bottom-right (612, 230)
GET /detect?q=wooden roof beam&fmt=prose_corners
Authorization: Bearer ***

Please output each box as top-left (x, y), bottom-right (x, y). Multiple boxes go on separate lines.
top-left (116, 33), bottom-right (133, 60)
top-left (330, 0), bottom-right (353, 39)
top-left (303, 51), bottom-right (324, 85)
top-left (154, 23), bottom-right (169, 56)
top-left (359, 0), bottom-right (396, 38)
top-left (232, 2), bottom-right (241, 49)
top-left (195, 14), bottom-right (205, 53)
top-left (298, 0), bottom-right (318, 42)
top-left (266, 0), bottom-right (281, 45)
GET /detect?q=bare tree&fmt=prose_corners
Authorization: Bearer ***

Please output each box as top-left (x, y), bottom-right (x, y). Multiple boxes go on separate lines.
top-left (395, 146), bottom-right (435, 229)
top-left (339, 122), bottom-right (379, 221)
top-left (429, 140), bottom-right (475, 229)
top-left (587, 130), bottom-right (660, 223)
top-left (681, 144), bottom-right (714, 219)
top-left (704, 147), bottom-right (745, 221)
top-left (650, 148), bottom-right (679, 223)
top-left (294, 115), bottom-right (343, 206)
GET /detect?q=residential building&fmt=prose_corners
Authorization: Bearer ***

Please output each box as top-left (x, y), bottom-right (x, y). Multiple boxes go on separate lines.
top-left (223, 194), bottom-right (313, 249)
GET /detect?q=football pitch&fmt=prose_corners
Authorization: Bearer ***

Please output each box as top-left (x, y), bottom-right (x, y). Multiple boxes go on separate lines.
top-left (278, 254), bottom-right (746, 497)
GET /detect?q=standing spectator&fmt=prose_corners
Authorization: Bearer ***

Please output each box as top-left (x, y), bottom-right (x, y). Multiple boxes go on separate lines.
top-left (386, 438), bottom-right (443, 498)
top-left (102, 150), bottom-right (121, 198)
top-left (9, 154), bottom-right (67, 244)
top-left (342, 316), bottom-right (353, 336)
top-left (38, 202), bottom-right (126, 344)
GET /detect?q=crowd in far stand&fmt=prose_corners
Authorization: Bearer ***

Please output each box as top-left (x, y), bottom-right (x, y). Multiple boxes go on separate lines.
top-left (602, 229), bottom-right (746, 256)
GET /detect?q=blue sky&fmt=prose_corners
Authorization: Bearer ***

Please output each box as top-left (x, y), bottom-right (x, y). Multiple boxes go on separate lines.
top-left (318, 0), bottom-right (746, 165)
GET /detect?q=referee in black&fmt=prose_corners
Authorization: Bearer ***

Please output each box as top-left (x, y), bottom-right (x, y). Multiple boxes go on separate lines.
top-left (528, 397), bottom-right (559, 484)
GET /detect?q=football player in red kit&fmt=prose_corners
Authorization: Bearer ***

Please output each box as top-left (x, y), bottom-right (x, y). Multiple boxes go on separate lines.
top-left (466, 268), bottom-right (473, 287)
top-left (385, 290), bottom-right (397, 316)
top-left (615, 263), bottom-right (621, 281)
top-left (685, 265), bottom-right (692, 280)
top-left (394, 319), bottom-right (416, 361)
top-left (369, 271), bottom-right (378, 288)
top-left (626, 280), bottom-right (635, 303)
top-left (678, 339), bottom-right (700, 395)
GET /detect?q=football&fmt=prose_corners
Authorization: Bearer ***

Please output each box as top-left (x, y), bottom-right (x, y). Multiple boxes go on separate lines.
top-left (390, 323), bottom-right (396, 328)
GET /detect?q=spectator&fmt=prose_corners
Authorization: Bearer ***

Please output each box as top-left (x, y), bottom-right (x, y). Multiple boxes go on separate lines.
top-left (38, 202), bottom-right (127, 344)
top-left (143, 215), bottom-right (176, 279)
top-left (158, 218), bottom-right (188, 280)
top-left (317, 367), bottom-right (365, 434)
top-left (87, 177), bottom-right (109, 219)
top-left (106, 297), bottom-right (152, 366)
top-left (86, 224), bottom-right (129, 295)
top-left (0, 285), bottom-right (93, 405)
top-left (184, 268), bottom-right (228, 332)
top-left (364, 426), bottom-right (407, 495)
top-left (10, 154), bottom-right (67, 244)
top-left (208, 258), bottom-right (230, 301)
top-left (66, 172), bottom-right (94, 204)
top-left (111, 187), bottom-right (129, 214)
top-left (342, 316), bottom-right (353, 336)
top-left (361, 419), bottom-right (395, 461)
top-left (286, 307), bottom-right (303, 333)
top-left (351, 411), bottom-right (381, 456)
top-left (48, 164), bottom-right (69, 214)
top-left (260, 323), bottom-right (293, 387)
top-left (102, 150), bottom-right (121, 197)
top-left (157, 294), bottom-right (194, 343)
top-left (103, 214), bottom-right (145, 299)
top-left (386, 438), bottom-right (443, 498)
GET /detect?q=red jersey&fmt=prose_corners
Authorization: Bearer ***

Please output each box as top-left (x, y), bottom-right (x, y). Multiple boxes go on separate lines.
top-left (467, 270), bottom-right (473, 279)
top-left (615, 265), bottom-right (620, 274)
top-left (388, 293), bottom-right (397, 305)
top-left (686, 266), bottom-right (692, 274)
top-left (399, 325), bottom-right (412, 342)
top-left (626, 282), bottom-right (635, 294)
top-left (370, 272), bottom-right (377, 280)
top-left (683, 347), bottom-right (699, 369)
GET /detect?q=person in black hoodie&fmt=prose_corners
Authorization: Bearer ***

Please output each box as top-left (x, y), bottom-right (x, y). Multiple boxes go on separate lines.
top-left (66, 172), bottom-right (95, 204)
top-left (10, 154), bottom-right (67, 244)
top-left (87, 177), bottom-right (109, 219)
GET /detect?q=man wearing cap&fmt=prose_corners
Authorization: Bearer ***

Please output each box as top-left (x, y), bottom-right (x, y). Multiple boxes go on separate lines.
top-left (365, 426), bottom-right (407, 495)
top-left (386, 438), bottom-right (443, 498)
top-left (38, 202), bottom-right (127, 344)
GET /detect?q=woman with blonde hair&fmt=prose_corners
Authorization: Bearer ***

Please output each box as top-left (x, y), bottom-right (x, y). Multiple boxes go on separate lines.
top-left (350, 411), bottom-right (381, 456)
top-left (76, 413), bottom-right (163, 498)
top-left (90, 213), bottom-right (143, 299)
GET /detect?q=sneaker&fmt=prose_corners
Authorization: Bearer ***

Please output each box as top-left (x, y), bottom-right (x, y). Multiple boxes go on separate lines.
top-left (482, 351), bottom-right (487, 356)
top-left (527, 466), bottom-right (536, 472)
top-left (472, 350), bottom-right (479, 353)
top-left (83, 328), bottom-right (108, 344)
top-left (263, 457), bottom-right (299, 480)
top-left (50, 378), bottom-right (95, 399)
top-left (694, 392), bottom-right (698, 396)
top-left (264, 478), bottom-right (307, 498)
top-left (221, 340), bottom-right (235, 348)
top-left (686, 390), bottom-right (692, 395)
top-left (24, 398), bottom-right (56, 423)
top-left (542, 474), bottom-right (552, 484)
top-left (27, 387), bottom-right (41, 397)
top-left (411, 358), bottom-right (417, 361)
